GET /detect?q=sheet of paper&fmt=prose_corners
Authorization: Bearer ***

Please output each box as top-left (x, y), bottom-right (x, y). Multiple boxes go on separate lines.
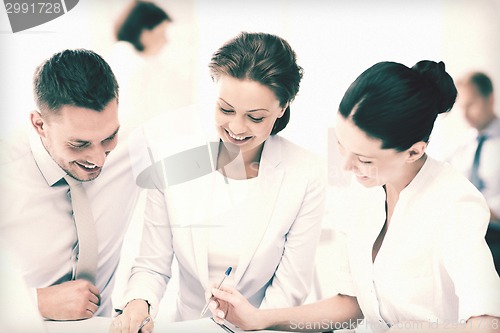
top-left (155, 317), bottom-right (232, 332)
top-left (45, 317), bottom-right (110, 333)
top-left (45, 317), bottom-right (232, 333)
top-left (44, 316), bottom-right (293, 333)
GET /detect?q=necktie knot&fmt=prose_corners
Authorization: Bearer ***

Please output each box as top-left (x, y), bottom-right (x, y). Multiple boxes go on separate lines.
top-left (477, 133), bottom-right (487, 145)
top-left (64, 174), bottom-right (81, 187)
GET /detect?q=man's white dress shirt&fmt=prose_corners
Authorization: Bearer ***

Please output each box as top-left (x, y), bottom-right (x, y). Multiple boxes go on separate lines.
top-left (448, 117), bottom-right (500, 220)
top-left (0, 128), bottom-right (144, 317)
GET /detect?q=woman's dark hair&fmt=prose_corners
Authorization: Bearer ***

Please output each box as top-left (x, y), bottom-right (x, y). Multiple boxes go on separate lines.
top-left (33, 49), bottom-right (119, 116)
top-left (116, 1), bottom-right (171, 52)
top-left (209, 32), bottom-right (303, 135)
top-left (339, 60), bottom-right (457, 151)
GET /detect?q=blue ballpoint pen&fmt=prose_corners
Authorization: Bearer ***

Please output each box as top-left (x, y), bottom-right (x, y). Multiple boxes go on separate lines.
top-left (200, 266), bottom-right (232, 317)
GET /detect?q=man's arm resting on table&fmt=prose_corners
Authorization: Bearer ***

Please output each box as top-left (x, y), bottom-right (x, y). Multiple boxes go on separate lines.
top-left (37, 280), bottom-right (100, 320)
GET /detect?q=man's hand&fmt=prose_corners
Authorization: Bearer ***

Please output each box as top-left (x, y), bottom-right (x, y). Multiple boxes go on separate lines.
top-left (110, 299), bottom-right (153, 333)
top-left (37, 279), bottom-right (100, 320)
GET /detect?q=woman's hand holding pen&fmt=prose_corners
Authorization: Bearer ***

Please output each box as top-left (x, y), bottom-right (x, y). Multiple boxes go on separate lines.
top-left (209, 285), bottom-right (262, 331)
top-left (109, 299), bottom-right (153, 333)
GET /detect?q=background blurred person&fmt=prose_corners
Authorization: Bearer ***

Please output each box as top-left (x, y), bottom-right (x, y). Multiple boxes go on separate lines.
top-left (447, 72), bottom-right (500, 273)
top-left (106, 0), bottom-right (173, 134)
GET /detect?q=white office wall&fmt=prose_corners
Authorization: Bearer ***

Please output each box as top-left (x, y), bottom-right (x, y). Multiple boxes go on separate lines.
top-left (193, 0), bottom-right (499, 157)
top-left (1, 0), bottom-right (499, 146)
top-left (192, 0), bottom-right (443, 155)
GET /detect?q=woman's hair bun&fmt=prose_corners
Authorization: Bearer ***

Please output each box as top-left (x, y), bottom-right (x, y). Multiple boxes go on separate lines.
top-left (412, 60), bottom-right (457, 115)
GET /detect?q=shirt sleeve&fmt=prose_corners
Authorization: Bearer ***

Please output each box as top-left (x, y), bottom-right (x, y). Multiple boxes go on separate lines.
top-left (486, 192), bottom-right (500, 221)
top-left (259, 162), bottom-right (327, 309)
top-left (119, 187), bottom-right (174, 318)
top-left (440, 190), bottom-right (500, 321)
top-left (332, 231), bottom-right (357, 297)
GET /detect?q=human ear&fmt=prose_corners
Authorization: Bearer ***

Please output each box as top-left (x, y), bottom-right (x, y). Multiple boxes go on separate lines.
top-left (278, 102), bottom-right (289, 118)
top-left (488, 93), bottom-right (494, 109)
top-left (406, 141), bottom-right (427, 163)
top-left (139, 29), bottom-right (152, 53)
top-left (30, 111), bottom-right (47, 138)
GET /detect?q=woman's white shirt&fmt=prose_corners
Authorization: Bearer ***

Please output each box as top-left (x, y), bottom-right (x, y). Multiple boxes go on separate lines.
top-left (338, 157), bottom-right (500, 333)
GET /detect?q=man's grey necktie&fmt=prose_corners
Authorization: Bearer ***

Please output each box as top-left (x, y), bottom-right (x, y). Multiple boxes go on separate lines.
top-left (470, 134), bottom-right (487, 191)
top-left (64, 175), bottom-right (98, 285)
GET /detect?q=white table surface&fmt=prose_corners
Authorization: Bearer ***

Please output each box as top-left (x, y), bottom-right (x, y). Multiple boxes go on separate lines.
top-left (44, 316), bottom-right (295, 333)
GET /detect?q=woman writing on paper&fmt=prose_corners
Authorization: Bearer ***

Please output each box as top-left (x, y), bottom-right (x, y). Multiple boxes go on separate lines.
top-left (209, 60), bottom-right (500, 332)
top-left (111, 32), bottom-right (326, 332)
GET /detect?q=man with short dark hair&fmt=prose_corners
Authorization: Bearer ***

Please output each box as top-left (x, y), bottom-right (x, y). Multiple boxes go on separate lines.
top-left (0, 49), bottom-right (143, 320)
top-left (449, 71), bottom-right (500, 273)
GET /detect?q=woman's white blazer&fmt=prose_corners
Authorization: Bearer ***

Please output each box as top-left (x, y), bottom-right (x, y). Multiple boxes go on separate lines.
top-left (122, 134), bottom-right (326, 320)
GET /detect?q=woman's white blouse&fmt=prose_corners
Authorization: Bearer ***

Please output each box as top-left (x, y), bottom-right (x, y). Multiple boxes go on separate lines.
top-left (207, 174), bottom-right (261, 286)
top-left (338, 157), bottom-right (500, 333)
